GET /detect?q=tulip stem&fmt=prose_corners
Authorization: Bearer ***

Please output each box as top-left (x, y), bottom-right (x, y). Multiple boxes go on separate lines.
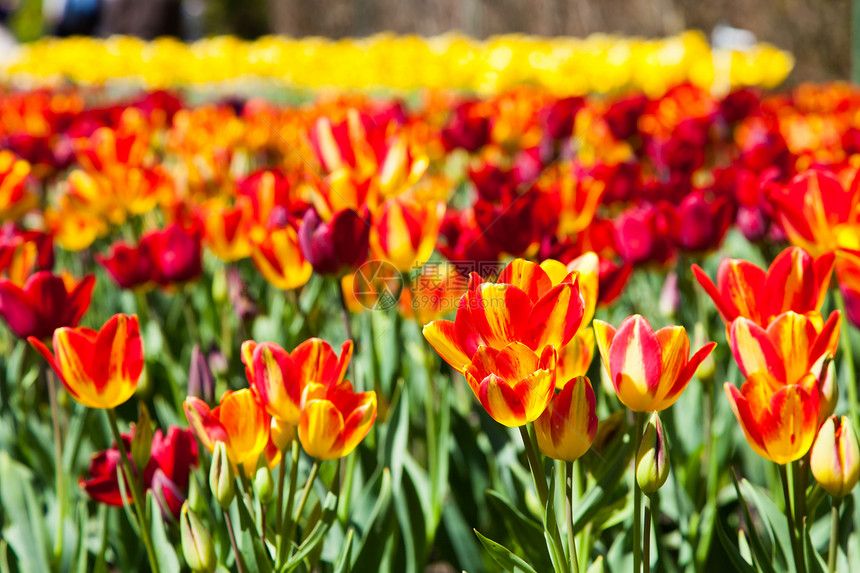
top-left (287, 459), bottom-right (320, 554)
top-left (519, 425), bottom-right (549, 508)
top-left (633, 411), bottom-right (645, 573)
top-left (182, 289), bottom-right (200, 343)
top-left (565, 461), bottom-right (581, 573)
top-left (834, 288), bottom-right (859, 427)
top-left (829, 498), bottom-right (841, 573)
top-left (277, 441), bottom-right (300, 566)
top-left (643, 498), bottom-right (652, 573)
top-left (45, 366), bottom-right (65, 562)
top-left (224, 511), bottom-right (247, 573)
top-left (779, 464), bottom-right (806, 573)
top-left (106, 408), bottom-right (160, 573)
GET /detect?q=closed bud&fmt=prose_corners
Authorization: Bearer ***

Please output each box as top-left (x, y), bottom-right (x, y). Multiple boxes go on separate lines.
top-left (693, 322), bottom-right (715, 383)
top-left (180, 502), bottom-right (216, 573)
top-left (188, 344), bottom-right (215, 406)
top-left (636, 413), bottom-right (670, 494)
top-left (811, 415), bottom-right (860, 499)
top-left (209, 441), bottom-right (235, 509)
top-left (817, 358), bottom-right (837, 425)
top-left (131, 403), bottom-right (153, 471)
top-left (658, 271), bottom-right (679, 318)
top-left (254, 457), bottom-right (274, 503)
top-left (212, 265), bottom-right (227, 304)
top-left (187, 474), bottom-right (207, 515)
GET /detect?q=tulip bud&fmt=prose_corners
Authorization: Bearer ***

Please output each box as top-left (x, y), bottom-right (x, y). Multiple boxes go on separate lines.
top-left (658, 271), bottom-right (679, 318)
top-left (811, 415), bottom-right (860, 499)
top-left (817, 358), bottom-right (837, 425)
top-left (188, 344), bottom-right (215, 406)
top-left (180, 502), bottom-right (216, 573)
top-left (211, 265), bottom-right (227, 304)
top-left (636, 413), bottom-right (670, 494)
top-left (254, 457), bottom-right (274, 503)
top-left (131, 403), bottom-right (153, 471)
top-left (693, 322), bottom-right (715, 383)
top-left (187, 474), bottom-right (207, 515)
top-left (209, 441), bottom-right (235, 509)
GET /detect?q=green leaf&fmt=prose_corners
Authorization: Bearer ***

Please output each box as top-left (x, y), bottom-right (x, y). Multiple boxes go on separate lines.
top-left (486, 490), bottom-right (552, 572)
top-left (474, 529), bottom-right (539, 573)
top-left (730, 473), bottom-right (778, 573)
top-left (282, 491), bottom-right (338, 572)
top-left (738, 477), bottom-right (792, 572)
top-left (147, 491), bottom-right (180, 573)
top-left (715, 518), bottom-right (757, 573)
top-left (352, 469), bottom-right (395, 573)
top-left (0, 451), bottom-right (50, 573)
top-left (333, 528), bottom-right (354, 573)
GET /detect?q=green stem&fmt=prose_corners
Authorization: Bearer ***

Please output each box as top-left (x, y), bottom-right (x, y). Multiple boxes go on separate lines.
top-left (224, 511), bottom-right (247, 573)
top-left (286, 459), bottom-right (320, 553)
top-left (45, 367), bottom-right (65, 562)
top-left (793, 460), bottom-right (808, 571)
top-left (834, 287), bottom-right (859, 427)
top-left (633, 412), bottom-right (645, 573)
top-left (565, 461), bottom-right (580, 573)
top-left (643, 499), bottom-right (652, 573)
top-left (519, 425), bottom-right (549, 508)
top-left (275, 447), bottom-right (287, 537)
top-left (277, 440), bottom-right (300, 566)
top-left (779, 464), bottom-right (805, 573)
top-left (106, 409), bottom-right (160, 573)
top-left (183, 289), bottom-right (200, 343)
top-left (829, 499), bottom-right (841, 573)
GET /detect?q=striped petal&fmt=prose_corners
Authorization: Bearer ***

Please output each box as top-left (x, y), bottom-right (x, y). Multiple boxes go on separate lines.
top-left (298, 398), bottom-right (344, 460)
top-left (499, 259), bottom-right (553, 302)
top-left (526, 280), bottom-right (585, 351)
top-left (729, 317), bottom-right (785, 381)
top-left (607, 315), bottom-right (662, 412)
top-left (467, 283), bottom-right (532, 350)
top-left (423, 319), bottom-right (472, 373)
top-left (592, 319), bottom-right (616, 376)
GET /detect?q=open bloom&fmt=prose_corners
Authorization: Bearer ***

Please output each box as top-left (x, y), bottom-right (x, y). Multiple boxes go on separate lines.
top-left (251, 224), bottom-right (312, 291)
top-left (96, 241), bottom-right (155, 290)
top-left (29, 313), bottom-right (143, 409)
top-left (423, 258), bottom-right (587, 373)
top-left (0, 271), bottom-right (95, 340)
top-left (242, 338), bottom-right (353, 426)
top-left (593, 315), bottom-right (716, 412)
top-left (184, 389), bottom-right (270, 468)
top-left (810, 415), bottom-right (860, 498)
top-left (369, 191), bottom-right (445, 272)
top-left (535, 376), bottom-right (598, 461)
top-left (692, 246), bottom-right (834, 327)
top-left (298, 380), bottom-right (376, 460)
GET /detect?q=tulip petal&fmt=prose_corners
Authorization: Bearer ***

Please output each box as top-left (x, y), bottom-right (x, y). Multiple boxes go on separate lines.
top-left (526, 280), bottom-right (585, 351)
top-left (499, 259), bottom-right (553, 302)
top-left (730, 318), bottom-right (785, 381)
top-left (423, 319), bottom-right (473, 373)
top-left (467, 283), bottom-right (532, 350)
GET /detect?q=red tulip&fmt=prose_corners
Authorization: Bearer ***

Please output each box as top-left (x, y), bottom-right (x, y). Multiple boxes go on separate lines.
top-left (141, 223), bottom-right (203, 286)
top-left (0, 271), bottom-right (94, 340)
top-left (97, 241), bottom-right (155, 290)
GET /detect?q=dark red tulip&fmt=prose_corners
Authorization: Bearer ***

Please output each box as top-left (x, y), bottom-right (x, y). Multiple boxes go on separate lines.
top-left (141, 223), bottom-right (203, 286)
top-left (441, 100), bottom-right (492, 152)
top-left (81, 426), bottom-right (198, 520)
top-left (719, 88), bottom-right (760, 124)
top-left (96, 241), bottom-right (155, 290)
top-left (298, 208), bottom-right (371, 276)
top-left (614, 204), bottom-right (674, 265)
top-left (604, 94), bottom-right (649, 141)
top-left (662, 191), bottom-right (734, 252)
top-left (0, 271), bottom-right (95, 340)
top-left (540, 96), bottom-right (585, 140)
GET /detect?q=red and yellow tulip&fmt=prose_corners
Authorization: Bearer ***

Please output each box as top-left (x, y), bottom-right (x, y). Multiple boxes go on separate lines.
top-left (298, 380), bottom-right (376, 460)
top-left (535, 376), bottom-right (598, 461)
top-left (29, 313), bottom-right (143, 409)
top-left (593, 315), bottom-right (716, 412)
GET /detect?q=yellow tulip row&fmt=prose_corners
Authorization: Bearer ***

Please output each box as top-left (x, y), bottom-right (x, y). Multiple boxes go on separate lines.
top-left (4, 30), bottom-right (793, 95)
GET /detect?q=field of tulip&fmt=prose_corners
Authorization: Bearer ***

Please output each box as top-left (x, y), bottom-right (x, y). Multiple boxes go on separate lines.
top-left (1, 32), bottom-right (860, 573)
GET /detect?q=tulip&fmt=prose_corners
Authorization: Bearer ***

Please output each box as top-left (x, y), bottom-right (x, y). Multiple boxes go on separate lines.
top-left (180, 503), bottom-right (216, 573)
top-left (297, 207), bottom-right (371, 276)
top-left (692, 246), bottom-right (834, 328)
top-left (202, 199), bottom-right (254, 262)
top-left (97, 241), bottom-right (155, 290)
top-left (636, 413), bottom-right (670, 494)
top-left (662, 191), bottom-right (734, 253)
top-left (535, 376), bottom-right (598, 461)
top-left (188, 344), bottom-right (215, 406)
top-left (29, 313), bottom-right (143, 409)
top-left (423, 258), bottom-right (587, 374)
top-left (298, 380), bottom-right (377, 460)
top-left (0, 225), bottom-right (53, 286)
top-left (369, 192), bottom-right (445, 272)
top-left (593, 315), bottom-right (716, 412)
top-left (836, 256), bottom-right (860, 331)
top-left (0, 150), bottom-right (37, 221)
top-left (810, 415), bottom-right (860, 499)
top-left (725, 372), bottom-right (821, 465)
top-left (0, 271), bottom-right (95, 340)
top-left (142, 223), bottom-right (203, 286)
top-left (209, 441), bottom-right (235, 508)
top-left (613, 204), bottom-right (674, 266)
top-left (185, 389), bottom-right (270, 468)
top-left (250, 224), bottom-right (312, 291)
top-left (242, 338), bottom-right (353, 426)
top-left (254, 457), bottom-right (275, 503)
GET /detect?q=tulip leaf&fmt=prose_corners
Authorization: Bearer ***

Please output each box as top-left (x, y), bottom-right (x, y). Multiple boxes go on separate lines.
top-left (72, 501), bottom-right (90, 573)
top-left (282, 490), bottom-right (338, 572)
top-left (333, 528), bottom-right (354, 573)
top-left (803, 524), bottom-right (827, 573)
top-left (231, 491), bottom-right (272, 573)
top-left (715, 517), bottom-right (757, 573)
top-left (486, 489), bottom-right (552, 572)
top-left (474, 529), bottom-right (539, 573)
top-left (397, 453), bottom-right (432, 571)
top-left (0, 451), bottom-right (50, 573)
top-left (738, 477), bottom-right (792, 572)
top-left (146, 492), bottom-right (180, 573)
top-left (730, 473), bottom-right (778, 573)
top-left (352, 469), bottom-right (395, 572)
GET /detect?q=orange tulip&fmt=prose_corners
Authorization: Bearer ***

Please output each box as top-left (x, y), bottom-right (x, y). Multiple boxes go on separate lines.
top-left (242, 338), bottom-right (353, 426)
top-left (535, 376), bottom-right (598, 461)
top-left (250, 224), bottom-right (312, 290)
top-left (369, 191), bottom-right (445, 272)
top-left (184, 389), bottom-right (270, 468)
top-left (29, 313), bottom-right (143, 409)
top-left (298, 380), bottom-right (376, 460)
top-left (202, 199), bottom-right (254, 262)
top-left (692, 246), bottom-right (834, 328)
top-left (593, 315), bottom-right (716, 412)
top-left (0, 151), bottom-right (37, 221)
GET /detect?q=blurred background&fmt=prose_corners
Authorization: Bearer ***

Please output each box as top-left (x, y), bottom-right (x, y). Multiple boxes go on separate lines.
top-left (0, 0), bottom-right (849, 84)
